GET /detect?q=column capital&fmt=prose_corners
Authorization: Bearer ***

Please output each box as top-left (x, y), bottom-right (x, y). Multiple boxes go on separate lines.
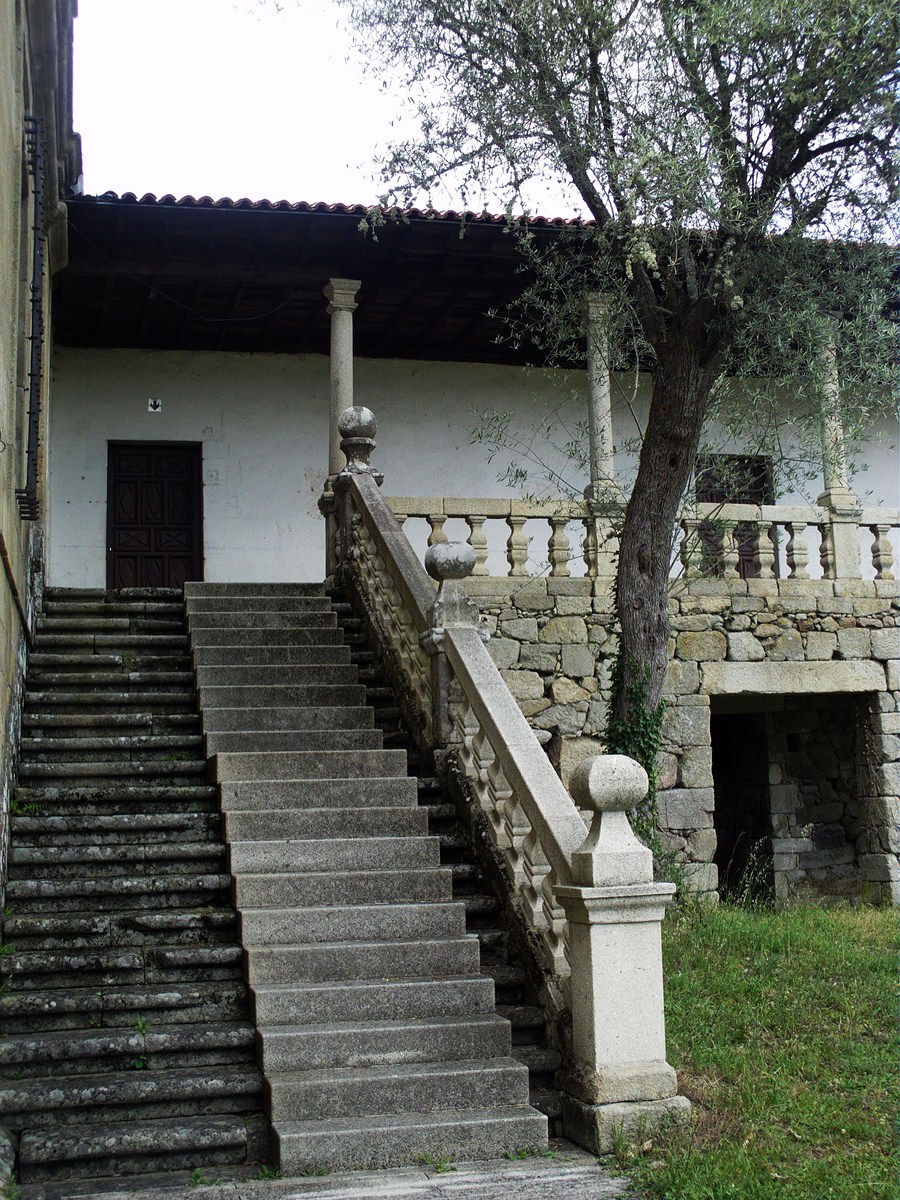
top-left (323, 278), bottom-right (362, 313)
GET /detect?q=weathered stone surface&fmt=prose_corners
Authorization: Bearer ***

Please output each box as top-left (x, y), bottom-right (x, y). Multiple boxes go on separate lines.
top-left (678, 747), bottom-right (713, 788)
top-left (487, 638), bottom-right (520, 670)
top-left (771, 630), bottom-right (804, 661)
top-left (557, 737), bottom-right (606, 787)
top-left (555, 596), bottom-right (593, 616)
top-left (513, 583), bottom-right (555, 612)
top-left (726, 633), bottom-right (765, 662)
top-left (701, 659), bottom-right (887, 695)
top-left (877, 762), bottom-right (900, 796)
top-left (539, 616), bottom-right (588, 645)
top-left (532, 705), bottom-right (587, 735)
top-left (687, 828), bottom-right (717, 861)
top-left (561, 644), bottom-right (596, 677)
top-left (499, 670), bottom-right (544, 700)
top-left (519, 645), bottom-right (560, 672)
top-left (681, 862), bottom-right (718, 891)
top-left (663, 659), bottom-right (700, 695)
top-left (805, 632), bottom-right (838, 660)
top-left (661, 705), bottom-right (709, 748)
top-left (676, 631), bottom-right (726, 661)
top-left (871, 628), bottom-right (900, 661)
top-left (551, 678), bottom-right (591, 705)
top-left (500, 618), bottom-right (539, 642)
top-left (837, 627), bottom-right (871, 659)
top-left (658, 790), bottom-right (714, 830)
top-left (519, 698), bottom-right (552, 717)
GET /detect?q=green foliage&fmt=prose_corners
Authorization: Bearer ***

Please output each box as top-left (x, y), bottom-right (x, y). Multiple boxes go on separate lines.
top-left (133, 1016), bottom-right (150, 1036)
top-left (503, 1146), bottom-right (558, 1160)
top-left (419, 1152), bottom-right (457, 1173)
top-left (605, 652), bottom-right (665, 845)
top-left (253, 1165), bottom-right (282, 1180)
top-left (629, 905), bottom-right (896, 1200)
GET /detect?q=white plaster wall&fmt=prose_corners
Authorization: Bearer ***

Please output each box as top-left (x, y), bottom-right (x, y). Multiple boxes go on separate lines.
top-left (49, 346), bottom-right (899, 585)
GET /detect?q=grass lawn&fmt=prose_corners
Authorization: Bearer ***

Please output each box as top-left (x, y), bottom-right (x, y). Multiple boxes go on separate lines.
top-left (626, 903), bottom-right (896, 1200)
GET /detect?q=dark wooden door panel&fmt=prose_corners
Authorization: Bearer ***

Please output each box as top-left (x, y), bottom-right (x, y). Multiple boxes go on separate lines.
top-left (107, 442), bottom-right (202, 589)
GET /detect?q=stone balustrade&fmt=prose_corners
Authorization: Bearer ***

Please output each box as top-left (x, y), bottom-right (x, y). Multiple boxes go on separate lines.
top-left (328, 406), bottom-right (689, 1153)
top-left (387, 495), bottom-right (899, 583)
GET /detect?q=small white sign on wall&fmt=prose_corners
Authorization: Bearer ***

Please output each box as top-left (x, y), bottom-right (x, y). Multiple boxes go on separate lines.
top-left (148, 398), bottom-right (162, 413)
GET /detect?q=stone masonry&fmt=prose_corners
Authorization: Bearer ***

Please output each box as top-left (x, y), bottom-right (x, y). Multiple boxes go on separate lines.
top-left (459, 575), bottom-right (899, 904)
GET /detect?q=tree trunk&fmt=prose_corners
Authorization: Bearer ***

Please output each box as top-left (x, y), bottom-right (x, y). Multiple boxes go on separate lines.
top-left (613, 326), bottom-right (717, 729)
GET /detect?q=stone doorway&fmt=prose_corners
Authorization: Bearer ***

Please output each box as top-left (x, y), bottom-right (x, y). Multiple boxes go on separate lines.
top-left (710, 710), bottom-right (774, 899)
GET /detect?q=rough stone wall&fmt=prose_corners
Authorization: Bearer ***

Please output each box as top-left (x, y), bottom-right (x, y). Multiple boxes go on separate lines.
top-left (462, 574), bottom-right (900, 902)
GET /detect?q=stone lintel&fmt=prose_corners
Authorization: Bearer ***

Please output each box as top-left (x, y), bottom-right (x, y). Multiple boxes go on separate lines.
top-left (701, 660), bottom-right (887, 696)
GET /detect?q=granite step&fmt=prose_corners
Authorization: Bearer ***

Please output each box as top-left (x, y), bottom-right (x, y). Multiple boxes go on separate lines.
top-left (0, 981), bottom-right (249, 1034)
top-left (250, 975), bottom-right (496, 1028)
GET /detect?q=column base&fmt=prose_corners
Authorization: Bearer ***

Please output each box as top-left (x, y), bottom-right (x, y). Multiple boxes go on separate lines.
top-left (562, 1093), bottom-right (691, 1156)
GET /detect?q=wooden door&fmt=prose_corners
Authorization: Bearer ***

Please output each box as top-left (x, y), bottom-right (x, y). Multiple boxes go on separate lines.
top-left (107, 442), bottom-right (203, 588)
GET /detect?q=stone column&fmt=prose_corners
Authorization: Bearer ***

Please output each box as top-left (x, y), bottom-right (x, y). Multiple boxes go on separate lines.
top-left (816, 338), bottom-right (861, 579)
top-left (584, 294), bottom-right (621, 581)
top-left (324, 278), bottom-right (362, 481)
top-left (555, 754), bottom-right (690, 1153)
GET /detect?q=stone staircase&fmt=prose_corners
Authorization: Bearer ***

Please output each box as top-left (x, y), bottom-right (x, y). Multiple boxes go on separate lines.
top-left (0, 589), bottom-right (268, 1194)
top-left (185, 581), bottom-right (547, 1172)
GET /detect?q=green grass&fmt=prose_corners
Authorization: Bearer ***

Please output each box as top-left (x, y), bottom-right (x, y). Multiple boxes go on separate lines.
top-left (627, 903), bottom-right (896, 1200)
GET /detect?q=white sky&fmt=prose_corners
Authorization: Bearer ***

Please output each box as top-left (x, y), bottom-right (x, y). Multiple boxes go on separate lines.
top-left (73, 0), bottom-right (583, 216)
top-left (73, 0), bottom-right (401, 203)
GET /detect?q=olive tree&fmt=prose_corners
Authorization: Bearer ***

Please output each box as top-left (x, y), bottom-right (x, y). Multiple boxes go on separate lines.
top-left (342, 0), bottom-right (898, 764)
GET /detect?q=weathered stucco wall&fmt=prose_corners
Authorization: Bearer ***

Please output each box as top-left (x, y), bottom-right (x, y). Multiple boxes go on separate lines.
top-left (460, 574), bottom-right (899, 903)
top-left (48, 346), bottom-right (899, 586)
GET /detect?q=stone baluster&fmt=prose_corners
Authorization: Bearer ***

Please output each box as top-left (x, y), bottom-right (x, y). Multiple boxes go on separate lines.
top-left (555, 754), bottom-right (689, 1154)
top-left (719, 520), bottom-right (741, 580)
top-left (421, 540), bottom-right (486, 757)
top-left (465, 514), bottom-right (490, 575)
top-left (548, 516), bottom-right (571, 578)
top-left (870, 525), bottom-right (895, 580)
top-left (426, 513), bottom-right (448, 546)
top-left (751, 521), bottom-right (776, 579)
top-left (583, 515), bottom-right (599, 578)
top-left (679, 518), bottom-right (703, 576)
top-left (785, 521), bottom-right (810, 580)
top-left (506, 514), bottom-right (530, 576)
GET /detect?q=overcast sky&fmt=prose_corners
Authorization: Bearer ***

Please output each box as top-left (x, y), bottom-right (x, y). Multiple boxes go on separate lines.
top-left (73, 0), bottom-right (583, 215)
top-left (74, 0), bottom-right (413, 204)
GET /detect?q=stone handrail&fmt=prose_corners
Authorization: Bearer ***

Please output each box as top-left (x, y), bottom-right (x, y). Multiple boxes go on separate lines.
top-left (328, 406), bottom-right (686, 1153)
top-left (388, 495), bottom-right (899, 581)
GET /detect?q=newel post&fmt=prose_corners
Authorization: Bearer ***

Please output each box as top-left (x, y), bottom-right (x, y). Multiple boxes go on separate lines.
top-left (555, 755), bottom-right (690, 1153)
top-left (421, 541), bottom-right (486, 758)
top-left (322, 405), bottom-right (383, 582)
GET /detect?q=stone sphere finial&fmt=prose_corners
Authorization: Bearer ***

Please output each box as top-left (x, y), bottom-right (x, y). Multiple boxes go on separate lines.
top-left (570, 754), bottom-right (649, 814)
top-left (425, 541), bottom-right (476, 583)
top-left (338, 406), bottom-right (382, 482)
top-left (338, 406), bottom-right (376, 441)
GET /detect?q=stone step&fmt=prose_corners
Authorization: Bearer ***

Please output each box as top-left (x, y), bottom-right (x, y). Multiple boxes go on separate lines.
top-left (187, 611), bottom-right (337, 630)
top-left (192, 644), bottom-right (351, 667)
top-left (8, 840), bottom-right (224, 878)
top-left (22, 712), bottom-right (200, 733)
top-left (258, 1014), bottom-right (511, 1075)
top-left (213, 748), bottom-right (408, 783)
top-left (250, 975), bottom-right (496, 1028)
top-left (234, 867), bottom-right (451, 910)
top-left (35, 634), bottom-right (188, 652)
top-left (4, 907), bottom-right (235, 950)
top-left (266, 1056), bottom-right (530, 1122)
top-left (196, 664), bottom-right (359, 687)
top-left (202, 705), bottom-right (373, 732)
top-left (41, 599), bottom-right (183, 618)
top-left (188, 626), bottom-right (343, 647)
top-left (238, 901), bottom-right (466, 947)
top-left (25, 690), bottom-right (196, 709)
top-left (205, 728), bottom-right (383, 755)
top-left (10, 812), bottom-right (219, 845)
top-left (44, 588), bottom-right (181, 600)
top-left (0, 1064), bottom-right (263, 1128)
top-left (512, 1044), bottom-right (564, 1078)
top-left (6, 873), bottom-right (231, 913)
top-left (12, 783), bottom-right (220, 814)
top-left (16, 761), bottom-right (207, 783)
top-left (184, 582), bottom-right (324, 597)
top-left (0, 981), bottom-right (249, 1034)
top-left (19, 734), bottom-right (204, 759)
top-left (227, 835), bottom-right (438, 875)
top-left (1, 945), bottom-right (244, 991)
top-left (223, 805), bottom-right (426, 842)
top-left (25, 671), bottom-right (195, 688)
top-left (36, 616), bottom-right (185, 634)
top-left (218, 776), bottom-right (417, 811)
top-left (244, 936), bottom-right (480, 987)
top-left (18, 1113), bottom-right (269, 1185)
top-left (273, 1105), bottom-right (546, 1173)
top-left (0, 1020), bottom-right (255, 1077)
top-left (29, 653), bottom-right (192, 672)
top-left (186, 596), bottom-right (331, 612)
top-left (198, 683), bottom-right (367, 709)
